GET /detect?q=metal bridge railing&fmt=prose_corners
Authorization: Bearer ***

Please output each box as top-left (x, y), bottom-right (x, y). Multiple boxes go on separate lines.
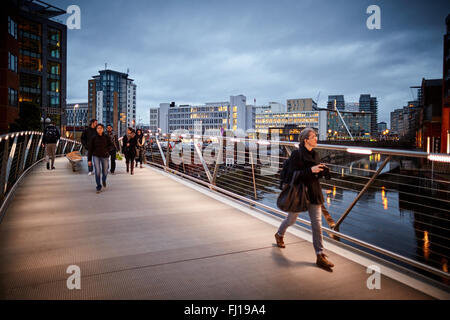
top-left (0, 131), bottom-right (83, 222)
top-left (137, 132), bottom-right (450, 285)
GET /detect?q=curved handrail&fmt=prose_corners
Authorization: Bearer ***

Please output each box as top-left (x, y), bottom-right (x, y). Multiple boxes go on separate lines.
top-left (142, 132), bottom-right (450, 282)
top-left (0, 131), bottom-right (82, 221)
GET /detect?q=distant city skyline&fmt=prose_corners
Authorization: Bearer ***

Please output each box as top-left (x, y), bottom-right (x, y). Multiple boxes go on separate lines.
top-left (54, 0), bottom-right (450, 125)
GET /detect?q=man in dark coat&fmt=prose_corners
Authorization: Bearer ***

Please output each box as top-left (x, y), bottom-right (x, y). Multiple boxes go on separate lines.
top-left (106, 125), bottom-right (120, 174)
top-left (81, 119), bottom-right (97, 175)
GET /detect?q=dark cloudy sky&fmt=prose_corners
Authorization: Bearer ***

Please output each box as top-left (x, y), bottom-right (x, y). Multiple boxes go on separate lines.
top-left (55, 0), bottom-right (450, 126)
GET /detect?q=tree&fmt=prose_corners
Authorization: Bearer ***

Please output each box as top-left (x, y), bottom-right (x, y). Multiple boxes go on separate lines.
top-left (9, 101), bottom-right (41, 133)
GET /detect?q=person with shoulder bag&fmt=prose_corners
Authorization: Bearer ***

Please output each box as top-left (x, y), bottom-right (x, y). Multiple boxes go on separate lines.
top-left (275, 127), bottom-right (335, 271)
top-left (135, 129), bottom-right (145, 169)
top-left (122, 127), bottom-right (137, 175)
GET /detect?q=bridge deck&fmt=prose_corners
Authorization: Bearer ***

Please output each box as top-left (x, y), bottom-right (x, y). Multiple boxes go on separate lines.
top-left (0, 158), bottom-right (434, 299)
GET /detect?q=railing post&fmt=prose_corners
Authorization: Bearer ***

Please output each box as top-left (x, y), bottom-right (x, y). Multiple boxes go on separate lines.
top-left (334, 155), bottom-right (392, 230)
top-left (211, 136), bottom-right (224, 185)
top-left (194, 139), bottom-right (213, 184)
top-left (0, 136), bottom-right (11, 199)
top-left (4, 134), bottom-right (18, 194)
top-left (155, 137), bottom-right (166, 167)
top-left (20, 134), bottom-right (33, 172)
top-left (34, 134), bottom-right (43, 163)
top-left (62, 140), bottom-right (68, 154)
top-left (249, 146), bottom-right (258, 200)
top-left (165, 138), bottom-right (170, 170)
top-left (71, 141), bottom-right (75, 152)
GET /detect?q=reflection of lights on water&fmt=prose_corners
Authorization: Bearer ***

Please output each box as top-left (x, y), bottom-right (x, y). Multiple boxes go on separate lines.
top-left (381, 186), bottom-right (388, 210)
top-left (443, 259), bottom-right (448, 273)
top-left (326, 197), bottom-right (331, 205)
top-left (423, 231), bottom-right (430, 261)
top-left (333, 186), bottom-right (336, 197)
top-left (326, 190), bottom-right (332, 195)
top-left (341, 168), bottom-right (345, 177)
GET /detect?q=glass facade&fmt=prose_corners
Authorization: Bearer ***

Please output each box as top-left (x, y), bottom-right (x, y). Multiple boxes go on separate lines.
top-left (327, 111), bottom-right (371, 140)
top-left (47, 28), bottom-right (61, 58)
top-left (255, 112), bottom-right (320, 134)
top-left (19, 73), bottom-right (41, 104)
top-left (18, 20), bottom-right (42, 72)
top-left (47, 61), bottom-right (60, 108)
top-left (168, 104), bottom-right (230, 133)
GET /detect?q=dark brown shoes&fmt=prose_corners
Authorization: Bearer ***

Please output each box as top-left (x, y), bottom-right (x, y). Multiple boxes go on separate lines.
top-left (316, 253), bottom-right (334, 271)
top-left (274, 233), bottom-right (286, 248)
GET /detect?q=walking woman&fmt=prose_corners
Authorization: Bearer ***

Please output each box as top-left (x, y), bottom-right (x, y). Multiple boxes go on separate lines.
top-left (122, 127), bottom-right (137, 175)
top-left (135, 128), bottom-right (145, 169)
top-left (88, 124), bottom-right (113, 193)
top-left (274, 127), bottom-right (335, 271)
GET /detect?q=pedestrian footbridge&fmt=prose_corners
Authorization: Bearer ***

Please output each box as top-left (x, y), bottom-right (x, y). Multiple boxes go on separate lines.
top-left (0, 131), bottom-right (449, 299)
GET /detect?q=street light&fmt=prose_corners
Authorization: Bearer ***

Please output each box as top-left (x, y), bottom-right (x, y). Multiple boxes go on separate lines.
top-left (73, 104), bottom-right (79, 140)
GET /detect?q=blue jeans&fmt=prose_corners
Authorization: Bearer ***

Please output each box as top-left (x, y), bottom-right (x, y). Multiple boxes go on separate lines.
top-left (92, 156), bottom-right (109, 189)
top-left (277, 204), bottom-right (324, 255)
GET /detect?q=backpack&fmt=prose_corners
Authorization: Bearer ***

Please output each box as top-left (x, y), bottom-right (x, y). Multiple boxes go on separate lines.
top-left (45, 126), bottom-right (59, 143)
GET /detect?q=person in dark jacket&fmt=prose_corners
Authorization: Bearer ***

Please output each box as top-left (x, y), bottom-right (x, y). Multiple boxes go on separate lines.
top-left (274, 127), bottom-right (335, 271)
top-left (42, 122), bottom-right (60, 170)
top-left (81, 119), bottom-right (97, 175)
top-left (106, 125), bottom-right (119, 174)
top-left (135, 129), bottom-right (145, 169)
top-left (122, 127), bottom-right (137, 175)
top-left (88, 124), bottom-right (113, 193)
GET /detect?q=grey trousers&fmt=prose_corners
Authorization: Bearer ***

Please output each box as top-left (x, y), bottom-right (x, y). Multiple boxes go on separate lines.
top-left (45, 143), bottom-right (57, 167)
top-left (277, 204), bottom-right (324, 255)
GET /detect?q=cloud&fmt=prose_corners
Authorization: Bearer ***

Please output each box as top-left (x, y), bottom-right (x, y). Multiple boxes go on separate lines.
top-left (60, 0), bottom-right (450, 125)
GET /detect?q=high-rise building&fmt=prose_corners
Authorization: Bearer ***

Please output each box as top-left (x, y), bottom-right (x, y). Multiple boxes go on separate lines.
top-left (88, 69), bottom-right (136, 137)
top-left (327, 95), bottom-right (345, 111)
top-left (390, 100), bottom-right (420, 143)
top-left (418, 79), bottom-right (442, 152)
top-left (149, 107), bottom-right (159, 132)
top-left (345, 102), bottom-right (359, 112)
top-left (1, 0), bottom-right (67, 133)
top-left (442, 14), bottom-right (450, 153)
top-left (287, 98), bottom-right (316, 112)
top-left (359, 94), bottom-right (378, 136)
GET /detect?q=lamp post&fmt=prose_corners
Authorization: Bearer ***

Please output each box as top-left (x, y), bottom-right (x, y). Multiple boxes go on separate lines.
top-left (73, 104), bottom-right (79, 140)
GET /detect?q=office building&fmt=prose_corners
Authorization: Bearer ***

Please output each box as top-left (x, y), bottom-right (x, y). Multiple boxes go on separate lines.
top-left (149, 107), bottom-right (159, 132)
top-left (287, 98), bottom-right (317, 112)
top-left (359, 94), bottom-right (378, 136)
top-left (442, 14), bottom-right (450, 153)
top-left (255, 111), bottom-right (320, 135)
top-left (1, 0), bottom-right (67, 133)
top-left (417, 79), bottom-right (442, 152)
top-left (326, 109), bottom-right (372, 140)
top-left (88, 69), bottom-right (136, 137)
top-left (327, 95), bottom-right (345, 111)
top-left (156, 95), bottom-right (253, 135)
top-left (65, 102), bottom-right (88, 136)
